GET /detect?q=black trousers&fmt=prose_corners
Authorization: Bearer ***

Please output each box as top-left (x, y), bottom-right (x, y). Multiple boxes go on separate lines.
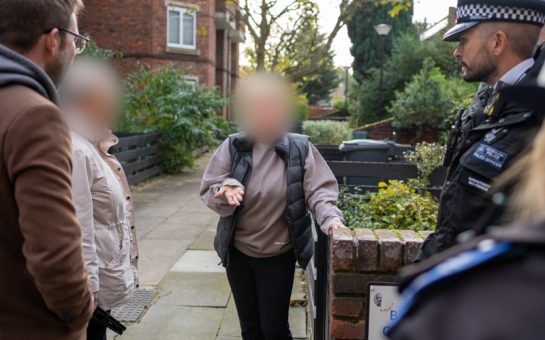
top-left (87, 310), bottom-right (108, 340)
top-left (226, 248), bottom-right (296, 340)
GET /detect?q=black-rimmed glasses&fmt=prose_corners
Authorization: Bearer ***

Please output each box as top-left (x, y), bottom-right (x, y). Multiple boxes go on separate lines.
top-left (58, 28), bottom-right (90, 54)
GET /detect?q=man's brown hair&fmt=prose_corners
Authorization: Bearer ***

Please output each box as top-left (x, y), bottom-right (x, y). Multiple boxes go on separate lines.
top-left (0, 0), bottom-right (84, 53)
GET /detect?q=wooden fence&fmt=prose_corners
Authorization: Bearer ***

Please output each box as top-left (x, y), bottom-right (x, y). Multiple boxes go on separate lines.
top-left (307, 161), bottom-right (447, 339)
top-left (111, 133), bottom-right (164, 185)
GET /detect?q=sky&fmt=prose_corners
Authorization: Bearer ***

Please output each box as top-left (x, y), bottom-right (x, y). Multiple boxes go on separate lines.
top-left (242, 0), bottom-right (458, 67)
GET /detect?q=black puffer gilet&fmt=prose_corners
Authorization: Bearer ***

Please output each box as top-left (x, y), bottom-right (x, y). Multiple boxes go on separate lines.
top-left (213, 133), bottom-right (313, 268)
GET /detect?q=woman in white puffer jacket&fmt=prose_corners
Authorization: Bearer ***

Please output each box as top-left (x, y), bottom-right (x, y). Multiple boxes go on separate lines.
top-left (60, 58), bottom-right (138, 340)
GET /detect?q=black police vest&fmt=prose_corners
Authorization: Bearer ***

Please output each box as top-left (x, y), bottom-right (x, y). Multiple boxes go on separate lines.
top-left (418, 85), bottom-right (542, 260)
top-left (213, 133), bottom-right (313, 268)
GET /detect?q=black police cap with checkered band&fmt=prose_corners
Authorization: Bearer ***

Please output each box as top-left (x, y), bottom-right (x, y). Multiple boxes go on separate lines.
top-left (444, 0), bottom-right (545, 42)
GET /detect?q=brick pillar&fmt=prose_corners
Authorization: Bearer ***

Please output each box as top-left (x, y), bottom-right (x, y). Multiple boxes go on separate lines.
top-left (328, 228), bottom-right (427, 339)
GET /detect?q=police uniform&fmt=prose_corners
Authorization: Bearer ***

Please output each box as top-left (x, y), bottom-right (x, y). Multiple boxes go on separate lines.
top-left (386, 221), bottom-right (545, 340)
top-left (418, 0), bottom-right (545, 260)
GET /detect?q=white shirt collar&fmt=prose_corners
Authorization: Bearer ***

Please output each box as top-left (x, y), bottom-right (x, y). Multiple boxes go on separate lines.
top-left (498, 58), bottom-right (535, 86)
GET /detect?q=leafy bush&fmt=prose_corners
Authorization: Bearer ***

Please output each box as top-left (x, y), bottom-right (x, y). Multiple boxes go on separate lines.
top-left (339, 181), bottom-right (438, 232)
top-left (118, 66), bottom-right (233, 172)
top-left (351, 33), bottom-right (459, 125)
top-left (404, 142), bottom-right (446, 191)
top-left (302, 120), bottom-right (352, 145)
top-left (389, 59), bottom-right (476, 140)
top-left (295, 92), bottom-right (310, 123)
top-left (339, 143), bottom-right (444, 231)
top-left (389, 59), bottom-right (449, 132)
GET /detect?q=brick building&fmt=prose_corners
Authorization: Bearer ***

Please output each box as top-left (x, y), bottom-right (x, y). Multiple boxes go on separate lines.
top-left (79, 0), bottom-right (245, 117)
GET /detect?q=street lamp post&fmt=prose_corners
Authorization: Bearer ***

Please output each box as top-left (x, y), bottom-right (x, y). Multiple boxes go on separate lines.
top-left (374, 23), bottom-right (392, 116)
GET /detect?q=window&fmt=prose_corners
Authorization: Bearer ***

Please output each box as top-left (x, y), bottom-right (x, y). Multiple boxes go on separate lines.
top-left (167, 6), bottom-right (196, 49)
top-left (184, 76), bottom-right (198, 91)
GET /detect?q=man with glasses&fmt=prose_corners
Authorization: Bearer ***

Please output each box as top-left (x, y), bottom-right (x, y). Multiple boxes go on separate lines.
top-left (0, 1), bottom-right (94, 339)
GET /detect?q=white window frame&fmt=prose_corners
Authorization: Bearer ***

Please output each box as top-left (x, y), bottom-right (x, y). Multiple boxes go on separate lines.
top-left (184, 76), bottom-right (199, 90)
top-left (167, 6), bottom-right (197, 50)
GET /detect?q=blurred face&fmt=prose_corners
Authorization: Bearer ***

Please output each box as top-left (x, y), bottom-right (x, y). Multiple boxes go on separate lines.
top-left (453, 26), bottom-right (497, 83)
top-left (240, 88), bottom-right (293, 143)
top-left (45, 13), bottom-right (78, 85)
top-left (78, 84), bottom-right (122, 130)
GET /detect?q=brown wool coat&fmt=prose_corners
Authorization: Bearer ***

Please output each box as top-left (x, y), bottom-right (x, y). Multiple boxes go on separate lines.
top-left (0, 85), bottom-right (94, 339)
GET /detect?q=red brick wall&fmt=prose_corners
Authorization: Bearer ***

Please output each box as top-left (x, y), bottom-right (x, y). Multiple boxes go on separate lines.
top-left (79, 0), bottom-right (243, 112)
top-left (328, 228), bottom-right (430, 339)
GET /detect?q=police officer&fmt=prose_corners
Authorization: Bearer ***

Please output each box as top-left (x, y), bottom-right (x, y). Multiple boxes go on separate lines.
top-left (385, 63), bottom-right (545, 340)
top-left (418, 0), bottom-right (545, 260)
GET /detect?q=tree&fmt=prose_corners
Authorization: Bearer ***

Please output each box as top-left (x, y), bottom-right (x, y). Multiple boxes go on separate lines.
top-left (388, 58), bottom-right (476, 142)
top-left (351, 32), bottom-right (460, 124)
top-left (280, 20), bottom-right (340, 104)
top-left (346, 1), bottom-right (413, 82)
top-left (239, 0), bottom-right (413, 75)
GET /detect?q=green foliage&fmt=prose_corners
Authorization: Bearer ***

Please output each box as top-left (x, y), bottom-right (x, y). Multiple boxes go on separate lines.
top-left (283, 21), bottom-right (341, 105)
top-left (339, 142), bottom-right (444, 231)
top-left (81, 41), bottom-right (121, 60)
top-left (389, 58), bottom-right (449, 133)
top-left (351, 33), bottom-right (460, 125)
top-left (388, 58), bottom-right (477, 138)
top-left (404, 142), bottom-right (446, 191)
top-left (339, 181), bottom-right (438, 231)
top-left (302, 120), bottom-right (352, 145)
top-left (118, 66), bottom-right (232, 172)
top-left (347, 2), bottom-right (414, 81)
top-left (295, 93), bottom-right (310, 122)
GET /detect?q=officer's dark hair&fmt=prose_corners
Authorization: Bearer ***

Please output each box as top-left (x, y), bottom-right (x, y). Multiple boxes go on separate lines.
top-left (0, 0), bottom-right (84, 53)
top-left (481, 22), bottom-right (542, 59)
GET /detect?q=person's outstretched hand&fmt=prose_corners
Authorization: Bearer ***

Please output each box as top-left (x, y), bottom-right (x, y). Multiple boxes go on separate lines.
top-left (214, 185), bottom-right (245, 206)
top-left (328, 223), bottom-right (349, 237)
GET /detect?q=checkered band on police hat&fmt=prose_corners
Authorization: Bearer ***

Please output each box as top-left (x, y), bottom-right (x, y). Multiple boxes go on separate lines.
top-left (457, 3), bottom-right (545, 26)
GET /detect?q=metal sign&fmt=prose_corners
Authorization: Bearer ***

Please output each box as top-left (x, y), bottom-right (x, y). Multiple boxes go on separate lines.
top-left (366, 283), bottom-right (400, 340)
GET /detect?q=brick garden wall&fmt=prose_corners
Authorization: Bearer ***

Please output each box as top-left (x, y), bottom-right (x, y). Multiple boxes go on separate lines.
top-left (328, 228), bottom-right (431, 339)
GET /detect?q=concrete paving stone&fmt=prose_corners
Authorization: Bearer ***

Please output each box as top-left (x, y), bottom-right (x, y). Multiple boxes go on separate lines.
top-left (217, 297), bottom-right (241, 338)
top-left (170, 250), bottom-right (224, 273)
top-left (178, 198), bottom-right (213, 214)
top-left (157, 272), bottom-right (230, 308)
top-left (218, 298), bottom-right (307, 339)
top-left (166, 211), bottom-right (217, 226)
top-left (146, 221), bottom-right (206, 242)
top-left (135, 204), bottom-right (181, 219)
top-left (133, 191), bottom-right (163, 203)
top-left (119, 305), bottom-right (223, 340)
top-left (216, 337), bottom-right (242, 340)
top-left (137, 239), bottom-right (192, 286)
top-left (134, 216), bottom-right (166, 240)
top-left (188, 229), bottom-right (217, 251)
top-left (289, 306), bottom-right (308, 339)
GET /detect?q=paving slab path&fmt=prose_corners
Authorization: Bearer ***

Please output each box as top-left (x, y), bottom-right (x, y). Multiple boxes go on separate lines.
top-left (113, 155), bottom-right (308, 340)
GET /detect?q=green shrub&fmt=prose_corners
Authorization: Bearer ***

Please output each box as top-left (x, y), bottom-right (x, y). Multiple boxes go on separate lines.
top-left (339, 181), bottom-right (438, 232)
top-left (295, 93), bottom-right (310, 123)
top-left (389, 58), bottom-right (476, 141)
top-left (389, 58), bottom-right (449, 133)
top-left (118, 66), bottom-right (233, 172)
top-left (404, 142), bottom-right (446, 191)
top-left (302, 120), bottom-right (352, 145)
top-left (339, 143), bottom-right (444, 231)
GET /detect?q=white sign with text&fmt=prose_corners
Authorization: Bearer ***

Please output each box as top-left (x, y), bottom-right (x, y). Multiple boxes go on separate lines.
top-left (366, 283), bottom-right (400, 340)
